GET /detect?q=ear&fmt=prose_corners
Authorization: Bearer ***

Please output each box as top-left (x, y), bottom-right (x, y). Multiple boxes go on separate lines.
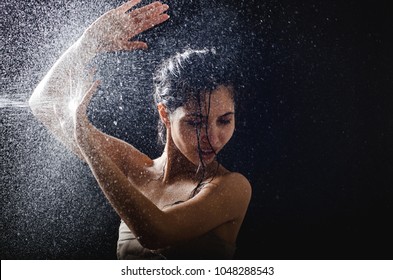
top-left (157, 103), bottom-right (170, 127)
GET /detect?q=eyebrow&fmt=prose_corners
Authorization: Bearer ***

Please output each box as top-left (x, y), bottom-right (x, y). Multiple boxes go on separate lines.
top-left (185, 112), bottom-right (235, 118)
top-left (220, 112), bottom-right (235, 118)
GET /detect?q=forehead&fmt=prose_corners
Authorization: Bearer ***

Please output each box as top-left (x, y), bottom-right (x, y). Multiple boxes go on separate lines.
top-left (181, 85), bottom-right (235, 116)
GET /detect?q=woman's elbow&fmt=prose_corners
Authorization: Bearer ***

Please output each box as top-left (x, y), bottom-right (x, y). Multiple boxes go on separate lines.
top-left (28, 94), bottom-right (38, 111)
top-left (28, 95), bottom-right (47, 120)
top-left (28, 94), bottom-right (41, 118)
top-left (137, 232), bottom-right (171, 250)
top-left (136, 222), bottom-right (177, 250)
top-left (29, 84), bottom-right (43, 111)
top-left (29, 83), bottom-right (52, 117)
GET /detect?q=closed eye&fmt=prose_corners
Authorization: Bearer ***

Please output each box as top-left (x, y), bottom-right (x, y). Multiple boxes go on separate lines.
top-left (218, 119), bottom-right (231, 125)
top-left (218, 112), bottom-right (235, 126)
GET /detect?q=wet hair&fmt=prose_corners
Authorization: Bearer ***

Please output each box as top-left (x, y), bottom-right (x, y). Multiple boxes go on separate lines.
top-left (153, 47), bottom-right (238, 144)
top-left (153, 47), bottom-right (239, 197)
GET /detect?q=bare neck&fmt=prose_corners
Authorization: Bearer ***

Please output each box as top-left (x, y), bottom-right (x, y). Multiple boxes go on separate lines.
top-left (157, 140), bottom-right (219, 185)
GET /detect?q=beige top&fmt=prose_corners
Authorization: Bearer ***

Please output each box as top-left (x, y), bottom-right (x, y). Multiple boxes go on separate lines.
top-left (117, 219), bottom-right (236, 260)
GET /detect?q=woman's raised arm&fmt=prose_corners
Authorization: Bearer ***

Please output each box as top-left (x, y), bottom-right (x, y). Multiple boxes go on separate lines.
top-left (29, 0), bottom-right (169, 159)
top-left (73, 80), bottom-right (251, 250)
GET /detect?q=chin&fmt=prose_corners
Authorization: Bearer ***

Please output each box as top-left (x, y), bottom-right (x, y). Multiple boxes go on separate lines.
top-left (200, 155), bottom-right (217, 166)
top-left (184, 149), bottom-right (219, 167)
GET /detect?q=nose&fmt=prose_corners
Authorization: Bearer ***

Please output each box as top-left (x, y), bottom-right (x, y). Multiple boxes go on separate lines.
top-left (200, 124), bottom-right (219, 146)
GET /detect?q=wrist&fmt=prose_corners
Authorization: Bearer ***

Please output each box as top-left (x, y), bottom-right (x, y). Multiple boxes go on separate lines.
top-left (75, 31), bottom-right (101, 61)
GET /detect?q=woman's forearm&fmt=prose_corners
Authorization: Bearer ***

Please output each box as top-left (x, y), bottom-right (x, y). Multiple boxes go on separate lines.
top-left (29, 34), bottom-right (98, 158)
top-left (29, 0), bottom-right (169, 158)
top-left (75, 122), bottom-right (168, 249)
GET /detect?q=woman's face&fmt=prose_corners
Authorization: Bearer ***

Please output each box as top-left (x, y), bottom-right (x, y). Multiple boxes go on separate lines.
top-left (169, 85), bottom-right (235, 165)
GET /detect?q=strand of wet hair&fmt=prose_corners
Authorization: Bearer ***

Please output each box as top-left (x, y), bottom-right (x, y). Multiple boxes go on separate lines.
top-left (189, 91), bottom-right (220, 198)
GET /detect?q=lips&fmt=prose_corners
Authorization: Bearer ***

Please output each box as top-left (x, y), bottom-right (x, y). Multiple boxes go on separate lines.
top-left (200, 148), bottom-right (216, 159)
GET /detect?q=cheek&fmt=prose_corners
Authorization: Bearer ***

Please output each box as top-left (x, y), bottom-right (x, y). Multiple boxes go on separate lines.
top-left (174, 124), bottom-right (198, 147)
top-left (221, 125), bottom-right (235, 144)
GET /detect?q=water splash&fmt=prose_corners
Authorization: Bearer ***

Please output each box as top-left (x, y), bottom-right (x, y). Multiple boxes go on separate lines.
top-left (1, 0), bottom-right (256, 259)
top-left (0, 98), bottom-right (29, 108)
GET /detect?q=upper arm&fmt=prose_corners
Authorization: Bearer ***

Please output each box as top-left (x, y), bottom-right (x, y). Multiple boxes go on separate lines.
top-left (157, 172), bottom-right (252, 246)
top-left (89, 127), bottom-right (153, 176)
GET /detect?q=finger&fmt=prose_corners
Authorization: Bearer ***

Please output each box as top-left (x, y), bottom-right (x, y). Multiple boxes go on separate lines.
top-left (118, 0), bottom-right (142, 13)
top-left (134, 13), bottom-right (169, 34)
top-left (79, 80), bottom-right (101, 114)
top-left (123, 41), bottom-right (148, 50)
top-left (83, 67), bottom-right (97, 82)
top-left (128, 8), bottom-right (169, 37)
top-left (131, 3), bottom-right (169, 22)
top-left (88, 67), bottom-right (97, 81)
top-left (103, 39), bottom-right (147, 52)
top-left (129, 1), bottom-right (163, 17)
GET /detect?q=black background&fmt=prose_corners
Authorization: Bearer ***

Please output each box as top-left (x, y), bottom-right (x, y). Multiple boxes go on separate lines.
top-left (1, 0), bottom-right (392, 259)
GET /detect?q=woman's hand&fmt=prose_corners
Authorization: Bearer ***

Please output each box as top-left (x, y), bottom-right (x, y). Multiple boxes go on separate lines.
top-left (82, 0), bottom-right (169, 53)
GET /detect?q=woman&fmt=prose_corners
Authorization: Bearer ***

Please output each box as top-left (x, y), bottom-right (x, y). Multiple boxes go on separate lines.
top-left (29, 0), bottom-right (251, 259)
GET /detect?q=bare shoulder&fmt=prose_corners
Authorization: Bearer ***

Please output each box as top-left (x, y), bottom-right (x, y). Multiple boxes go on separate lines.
top-left (207, 171), bottom-right (252, 206)
top-left (221, 172), bottom-right (252, 196)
